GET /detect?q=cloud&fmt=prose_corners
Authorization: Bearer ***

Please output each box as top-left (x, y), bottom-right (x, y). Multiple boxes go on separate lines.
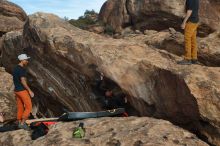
top-left (9, 0), bottom-right (106, 19)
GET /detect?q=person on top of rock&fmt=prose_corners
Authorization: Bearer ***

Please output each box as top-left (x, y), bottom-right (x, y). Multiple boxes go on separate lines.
top-left (178, 0), bottom-right (199, 65)
top-left (12, 54), bottom-right (34, 130)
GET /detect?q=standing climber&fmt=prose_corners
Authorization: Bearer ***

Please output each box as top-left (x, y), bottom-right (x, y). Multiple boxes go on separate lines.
top-left (178, 0), bottom-right (199, 65)
top-left (12, 54), bottom-right (34, 130)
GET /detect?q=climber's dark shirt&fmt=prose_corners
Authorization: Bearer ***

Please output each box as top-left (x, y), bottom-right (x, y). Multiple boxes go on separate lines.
top-left (186, 0), bottom-right (199, 23)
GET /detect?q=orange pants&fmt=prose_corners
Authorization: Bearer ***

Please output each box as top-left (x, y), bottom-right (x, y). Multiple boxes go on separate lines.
top-left (184, 22), bottom-right (199, 60)
top-left (15, 90), bottom-right (32, 121)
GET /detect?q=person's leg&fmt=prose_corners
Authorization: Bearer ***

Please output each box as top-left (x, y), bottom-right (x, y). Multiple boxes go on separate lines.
top-left (191, 24), bottom-right (199, 62)
top-left (15, 94), bottom-right (24, 123)
top-left (178, 22), bottom-right (195, 65)
top-left (184, 22), bottom-right (195, 60)
top-left (15, 90), bottom-right (32, 124)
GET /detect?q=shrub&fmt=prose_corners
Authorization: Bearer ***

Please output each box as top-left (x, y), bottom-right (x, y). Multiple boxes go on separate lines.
top-left (104, 25), bottom-right (115, 35)
top-left (68, 10), bottom-right (98, 29)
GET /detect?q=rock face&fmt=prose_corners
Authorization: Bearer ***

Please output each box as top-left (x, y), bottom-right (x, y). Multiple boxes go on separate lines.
top-left (0, 0), bottom-right (27, 34)
top-left (1, 30), bottom-right (101, 117)
top-left (1, 13), bottom-right (220, 145)
top-left (124, 29), bottom-right (220, 67)
top-left (0, 117), bottom-right (209, 146)
top-left (99, 0), bottom-right (130, 33)
top-left (0, 0), bottom-right (27, 66)
top-left (0, 67), bottom-right (13, 92)
top-left (88, 25), bottom-right (105, 34)
top-left (200, 0), bottom-right (220, 33)
top-left (0, 67), bottom-right (16, 121)
top-left (99, 0), bottom-right (220, 36)
top-left (199, 31), bottom-right (220, 66)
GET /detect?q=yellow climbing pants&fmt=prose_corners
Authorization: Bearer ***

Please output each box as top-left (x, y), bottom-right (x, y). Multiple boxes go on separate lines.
top-left (184, 22), bottom-right (199, 60)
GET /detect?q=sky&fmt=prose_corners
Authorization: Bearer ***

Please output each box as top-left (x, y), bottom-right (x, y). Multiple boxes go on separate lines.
top-left (9, 0), bottom-right (106, 19)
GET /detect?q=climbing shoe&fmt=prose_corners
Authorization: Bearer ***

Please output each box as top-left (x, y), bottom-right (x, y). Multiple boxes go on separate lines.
top-left (18, 122), bottom-right (31, 131)
top-left (191, 59), bottom-right (199, 64)
top-left (177, 59), bottom-right (192, 65)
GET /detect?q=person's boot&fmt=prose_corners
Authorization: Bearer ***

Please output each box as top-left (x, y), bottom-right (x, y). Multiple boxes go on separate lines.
top-left (191, 59), bottom-right (199, 64)
top-left (177, 59), bottom-right (192, 65)
top-left (18, 122), bottom-right (30, 131)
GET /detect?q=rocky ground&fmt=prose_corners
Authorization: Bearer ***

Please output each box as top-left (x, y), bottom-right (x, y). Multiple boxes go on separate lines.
top-left (0, 117), bottom-right (209, 146)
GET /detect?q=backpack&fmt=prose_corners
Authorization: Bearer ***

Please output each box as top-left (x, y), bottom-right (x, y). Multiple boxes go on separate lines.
top-left (72, 123), bottom-right (85, 138)
top-left (0, 123), bottom-right (19, 132)
top-left (30, 122), bottom-right (49, 140)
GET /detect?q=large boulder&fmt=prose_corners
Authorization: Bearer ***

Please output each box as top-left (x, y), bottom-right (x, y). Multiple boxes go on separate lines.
top-left (0, 67), bottom-right (16, 121)
top-left (0, 15), bottom-right (24, 34)
top-left (0, 0), bottom-right (27, 66)
top-left (124, 29), bottom-right (220, 67)
top-left (1, 31), bottom-right (24, 69)
top-left (1, 13), bottom-right (220, 145)
top-left (1, 30), bottom-right (101, 117)
top-left (0, 67), bottom-right (13, 92)
top-left (99, 0), bottom-right (220, 36)
top-left (199, 31), bottom-right (220, 65)
top-left (200, 0), bottom-right (220, 33)
top-left (99, 0), bottom-right (130, 33)
top-left (0, 117), bottom-right (208, 146)
top-left (0, 0), bottom-right (27, 34)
